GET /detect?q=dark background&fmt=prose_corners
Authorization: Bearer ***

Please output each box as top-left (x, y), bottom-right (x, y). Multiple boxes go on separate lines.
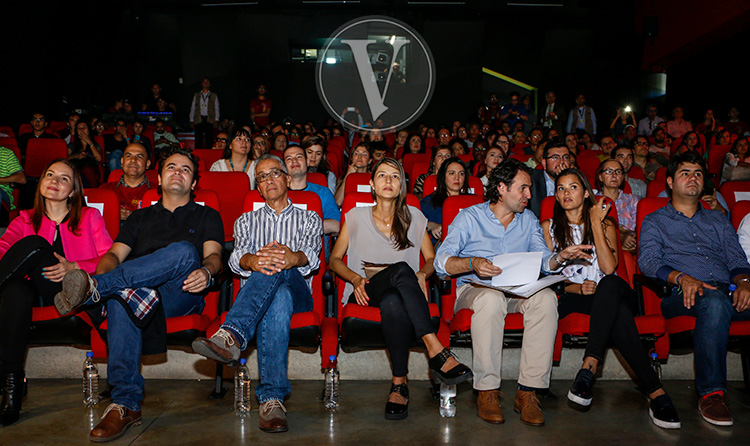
top-left (3, 0), bottom-right (749, 132)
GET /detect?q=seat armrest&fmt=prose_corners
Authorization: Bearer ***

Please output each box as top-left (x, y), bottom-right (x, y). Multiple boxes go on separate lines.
top-left (633, 274), bottom-right (674, 299)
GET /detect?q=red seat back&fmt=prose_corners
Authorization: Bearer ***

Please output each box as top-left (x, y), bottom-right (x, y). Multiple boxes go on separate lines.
top-left (83, 188), bottom-right (121, 239)
top-left (707, 144), bottom-right (731, 178)
top-left (24, 138), bottom-right (68, 177)
top-left (402, 153), bottom-right (431, 182)
top-left (719, 180), bottom-right (750, 211)
top-left (410, 161), bottom-right (430, 193)
top-left (646, 167), bottom-right (668, 197)
top-left (196, 171), bottom-right (250, 242)
top-left (731, 200), bottom-right (750, 231)
top-left (343, 172), bottom-right (373, 195)
top-left (192, 149), bottom-right (225, 171)
top-left (307, 172), bottom-right (328, 188)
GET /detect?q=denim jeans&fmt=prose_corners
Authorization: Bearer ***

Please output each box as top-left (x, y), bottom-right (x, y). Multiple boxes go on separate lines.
top-left (661, 283), bottom-right (750, 396)
top-left (222, 269), bottom-right (312, 403)
top-left (96, 241), bottom-right (205, 411)
top-left (106, 150), bottom-right (123, 172)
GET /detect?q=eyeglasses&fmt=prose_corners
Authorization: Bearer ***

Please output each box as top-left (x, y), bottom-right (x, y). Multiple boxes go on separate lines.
top-left (253, 141), bottom-right (266, 146)
top-left (497, 140), bottom-right (510, 145)
top-left (635, 141), bottom-right (648, 146)
top-left (216, 138), bottom-right (227, 142)
top-left (32, 117), bottom-right (45, 122)
top-left (256, 168), bottom-right (285, 183)
top-left (546, 154), bottom-right (571, 162)
top-left (602, 168), bottom-right (624, 175)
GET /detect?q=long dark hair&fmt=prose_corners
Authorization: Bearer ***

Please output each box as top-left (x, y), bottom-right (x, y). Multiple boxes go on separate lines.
top-left (431, 157), bottom-right (469, 208)
top-left (302, 135), bottom-right (331, 177)
top-left (224, 127), bottom-right (252, 159)
top-left (729, 136), bottom-right (748, 156)
top-left (371, 157), bottom-right (413, 250)
top-left (32, 159), bottom-right (85, 235)
top-left (551, 168), bottom-right (599, 250)
top-left (68, 121), bottom-right (99, 156)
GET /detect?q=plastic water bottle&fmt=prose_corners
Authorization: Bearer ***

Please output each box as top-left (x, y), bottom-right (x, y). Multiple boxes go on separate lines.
top-left (439, 383), bottom-right (456, 417)
top-left (323, 355), bottom-right (340, 412)
top-left (83, 351), bottom-right (99, 407)
top-left (650, 352), bottom-right (662, 380)
top-left (234, 358), bottom-right (252, 416)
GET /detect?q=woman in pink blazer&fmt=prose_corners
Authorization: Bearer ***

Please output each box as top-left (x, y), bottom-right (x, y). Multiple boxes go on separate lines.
top-left (0, 159), bottom-right (112, 426)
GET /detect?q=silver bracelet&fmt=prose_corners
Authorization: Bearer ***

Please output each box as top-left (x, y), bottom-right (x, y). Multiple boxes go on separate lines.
top-left (556, 253), bottom-right (568, 266)
top-left (201, 267), bottom-right (212, 283)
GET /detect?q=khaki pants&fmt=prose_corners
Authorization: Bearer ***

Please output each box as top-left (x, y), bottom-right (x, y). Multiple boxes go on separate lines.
top-left (456, 284), bottom-right (558, 390)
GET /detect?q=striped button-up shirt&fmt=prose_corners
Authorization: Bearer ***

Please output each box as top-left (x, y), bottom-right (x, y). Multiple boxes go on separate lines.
top-left (229, 199), bottom-right (323, 289)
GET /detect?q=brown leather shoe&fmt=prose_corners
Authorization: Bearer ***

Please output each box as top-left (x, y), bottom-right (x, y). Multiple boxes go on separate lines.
top-left (477, 390), bottom-right (504, 424)
top-left (191, 328), bottom-right (241, 366)
top-left (89, 403), bottom-right (142, 443)
top-left (699, 392), bottom-right (733, 426)
top-left (514, 389), bottom-right (545, 426)
top-left (259, 399), bottom-right (288, 433)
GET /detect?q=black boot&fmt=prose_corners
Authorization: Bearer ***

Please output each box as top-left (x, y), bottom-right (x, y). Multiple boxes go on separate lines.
top-left (0, 371), bottom-right (26, 426)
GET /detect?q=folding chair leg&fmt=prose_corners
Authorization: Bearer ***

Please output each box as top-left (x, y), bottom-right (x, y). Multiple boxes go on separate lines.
top-left (209, 362), bottom-right (228, 399)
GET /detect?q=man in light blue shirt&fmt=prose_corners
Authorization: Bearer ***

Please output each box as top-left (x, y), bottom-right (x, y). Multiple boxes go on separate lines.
top-left (435, 159), bottom-right (592, 427)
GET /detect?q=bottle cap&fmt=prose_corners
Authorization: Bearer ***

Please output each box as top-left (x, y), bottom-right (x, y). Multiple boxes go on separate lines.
top-left (650, 352), bottom-right (657, 359)
top-left (729, 284), bottom-right (737, 291)
top-left (86, 351), bottom-right (94, 358)
top-left (328, 355), bottom-right (337, 361)
top-left (240, 358), bottom-right (247, 365)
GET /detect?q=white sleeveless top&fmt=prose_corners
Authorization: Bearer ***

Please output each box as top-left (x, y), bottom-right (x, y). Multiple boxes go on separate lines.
top-left (548, 222), bottom-right (605, 284)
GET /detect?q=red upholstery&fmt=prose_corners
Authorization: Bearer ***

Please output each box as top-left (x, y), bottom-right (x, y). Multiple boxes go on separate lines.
top-left (646, 167), bottom-right (668, 197)
top-left (510, 153), bottom-right (532, 162)
top-left (719, 180), bottom-right (750, 211)
top-left (439, 195), bottom-right (563, 362)
top-left (576, 152), bottom-right (601, 186)
top-left (207, 189), bottom-right (336, 367)
top-left (410, 161), bottom-right (430, 193)
top-left (196, 171), bottom-right (250, 242)
top-left (458, 154), bottom-right (473, 165)
top-left (307, 172), bottom-right (328, 188)
top-left (24, 138), bottom-right (68, 177)
top-left (422, 175), bottom-right (484, 197)
top-left (337, 195), bottom-right (448, 349)
top-left (192, 149), bottom-right (225, 171)
top-left (629, 165), bottom-right (646, 182)
top-left (343, 172), bottom-right (373, 195)
top-left (83, 188), bottom-right (121, 240)
top-left (424, 137), bottom-right (439, 151)
top-left (707, 144), bottom-right (731, 178)
top-left (402, 153), bottom-right (431, 182)
top-left (731, 200), bottom-right (750, 230)
top-left (106, 169), bottom-right (159, 185)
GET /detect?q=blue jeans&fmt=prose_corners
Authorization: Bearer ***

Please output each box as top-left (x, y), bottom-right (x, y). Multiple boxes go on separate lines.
top-left (661, 283), bottom-right (750, 396)
top-left (106, 150), bottom-right (123, 172)
top-left (97, 241), bottom-right (205, 411)
top-left (222, 269), bottom-right (312, 403)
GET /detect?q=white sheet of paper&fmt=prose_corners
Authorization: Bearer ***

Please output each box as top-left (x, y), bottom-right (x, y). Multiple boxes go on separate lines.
top-left (491, 252), bottom-right (543, 287)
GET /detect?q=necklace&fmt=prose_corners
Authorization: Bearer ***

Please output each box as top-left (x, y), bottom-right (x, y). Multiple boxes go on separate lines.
top-left (229, 158), bottom-right (249, 172)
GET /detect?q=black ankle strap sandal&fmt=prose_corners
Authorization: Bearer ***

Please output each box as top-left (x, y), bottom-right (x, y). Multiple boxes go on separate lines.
top-left (428, 347), bottom-right (474, 386)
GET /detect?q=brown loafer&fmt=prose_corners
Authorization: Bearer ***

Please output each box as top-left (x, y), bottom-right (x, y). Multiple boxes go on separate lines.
top-left (89, 403), bottom-right (142, 443)
top-left (514, 389), bottom-right (545, 426)
top-left (699, 392), bottom-right (733, 426)
top-left (191, 328), bottom-right (241, 366)
top-left (477, 390), bottom-right (504, 424)
top-left (259, 399), bottom-right (288, 433)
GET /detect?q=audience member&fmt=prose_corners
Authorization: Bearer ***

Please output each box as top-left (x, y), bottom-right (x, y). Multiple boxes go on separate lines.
top-left (189, 77), bottom-right (220, 149)
top-left (334, 142), bottom-right (372, 207)
top-left (637, 105), bottom-right (665, 136)
top-left (57, 113), bottom-right (80, 144)
top-left (210, 128), bottom-right (254, 187)
top-left (55, 148), bottom-right (223, 442)
top-left (613, 145), bottom-right (646, 198)
top-left (529, 140), bottom-right (572, 217)
top-left (541, 91), bottom-right (566, 135)
top-left (0, 146), bottom-right (26, 215)
top-left (435, 159), bottom-right (591, 426)
top-left (141, 83), bottom-right (175, 113)
top-left (271, 133), bottom-right (288, 152)
top-left (721, 136), bottom-right (750, 183)
top-left (250, 84), bottom-right (272, 128)
top-left (639, 151), bottom-right (750, 427)
top-left (130, 121), bottom-right (152, 157)
top-left (104, 120), bottom-right (130, 172)
top-left (331, 158), bottom-right (472, 420)
top-left (153, 119), bottom-right (180, 158)
top-left (598, 135), bottom-right (617, 161)
top-left (0, 160), bottom-right (112, 426)
top-left (283, 145), bottom-right (340, 235)
top-left (192, 154), bottom-right (320, 433)
top-left (302, 136), bottom-right (336, 194)
top-left (723, 107), bottom-right (749, 136)
top-left (480, 147), bottom-right (504, 187)
top-left (694, 109), bottom-right (718, 136)
top-left (666, 107), bottom-right (692, 139)
top-left (499, 92), bottom-right (528, 130)
top-left (420, 157), bottom-right (469, 241)
top-left (99, 143), bottom-right (152, 221)
top-left (541, 168), bottom-right (680, 429)
top-left (67, 120), bottom-right (103, 187)
top-left (413, 146), bottom-right (451, 199)
top-left (595, 159), bottom-right (639, 252)
top-left (567, 94), bottom-right (597, 137)
top-left (609, 107), bottom-right (636, 137)
top-left (17, 113), bottom-right (57, 159)
top-left (674, 131), bottom-right (702, 155)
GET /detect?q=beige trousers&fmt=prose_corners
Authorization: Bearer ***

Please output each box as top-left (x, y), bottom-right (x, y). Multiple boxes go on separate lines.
top-left (455, 283), bottom-right (558, 390)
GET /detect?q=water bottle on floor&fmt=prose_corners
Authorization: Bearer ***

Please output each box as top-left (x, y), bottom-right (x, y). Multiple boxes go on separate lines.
top-left (83, 351), bottom-right (99, 407)
top-left (323, 355), bottom-right (340, 412)
top-left (439, 383), bottom-right (456, 417)
top-left (234, 358), bottom-right (252, 416)
top-left (650, 352), bottom-right (662, 380)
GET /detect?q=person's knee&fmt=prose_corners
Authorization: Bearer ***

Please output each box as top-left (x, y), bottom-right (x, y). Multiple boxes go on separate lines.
top-left (472, 291), bottom-right (506, 315)
top-left (697, 291), bottom-right (733, 322)
top-left (389, 261), bottom-right (417, 282)
top-left (378, 291), bottom-right (406, 317)
top-left (531, 289), bottom-right (559, 317)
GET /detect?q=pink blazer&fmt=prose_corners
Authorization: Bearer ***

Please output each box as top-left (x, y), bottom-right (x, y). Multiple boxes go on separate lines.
top-left (0, 207), bottom-right (113, 273)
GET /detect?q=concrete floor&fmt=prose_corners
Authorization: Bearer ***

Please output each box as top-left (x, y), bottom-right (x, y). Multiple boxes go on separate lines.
top-left (1, 379), bottom-right (748, 445)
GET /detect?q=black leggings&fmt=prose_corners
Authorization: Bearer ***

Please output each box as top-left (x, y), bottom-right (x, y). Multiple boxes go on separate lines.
top-left (348, 262), bottom-right (435, 377)
top-left (0, 235), bottom-right (62, 373)
top-left (559, 275), bottom-right (662, 394)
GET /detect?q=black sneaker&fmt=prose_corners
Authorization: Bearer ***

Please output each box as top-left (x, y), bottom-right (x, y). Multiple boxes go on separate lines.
top-left (567, 368), bottom-right (594, 407)
top-left (649, 394), bottom-right (681, 429)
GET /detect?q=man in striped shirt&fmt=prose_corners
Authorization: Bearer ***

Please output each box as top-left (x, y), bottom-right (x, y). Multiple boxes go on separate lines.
top-left (193, 154), bottom-right (322, 434)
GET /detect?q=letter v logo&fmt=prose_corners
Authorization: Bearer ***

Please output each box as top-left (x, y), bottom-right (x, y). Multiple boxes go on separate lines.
top-left (340, 38), bottom-right (410, 121)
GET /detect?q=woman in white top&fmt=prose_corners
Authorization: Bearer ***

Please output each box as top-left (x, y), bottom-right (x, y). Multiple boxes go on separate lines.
top-left (541, 168), bottom-right (680, 429)
top-left (329, 158), bottom-right (472, 420)
top-left (722, 136), bottom-right (750, 183)
top-left (210, 128), bottom-right (255, 188)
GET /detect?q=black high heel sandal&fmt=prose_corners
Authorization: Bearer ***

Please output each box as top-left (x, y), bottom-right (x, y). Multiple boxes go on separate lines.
top-left (385, 383), bottom-right (409, 420)
top-left (429, 347), bottom-right (473, 385)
